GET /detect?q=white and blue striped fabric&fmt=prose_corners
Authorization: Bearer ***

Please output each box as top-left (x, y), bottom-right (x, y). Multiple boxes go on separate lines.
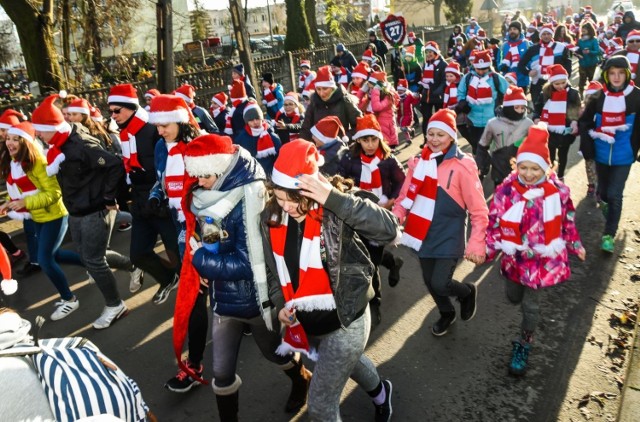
top-left (32, 337), bottom-right (149, 422)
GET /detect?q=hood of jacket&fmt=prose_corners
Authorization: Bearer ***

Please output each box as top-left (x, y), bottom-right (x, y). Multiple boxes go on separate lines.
top-left (215, 146), bottom-right (266, 192)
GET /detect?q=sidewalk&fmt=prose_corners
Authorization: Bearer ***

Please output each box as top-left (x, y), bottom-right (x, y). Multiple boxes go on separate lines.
top-left (618, 315), bottom-right (640, 422)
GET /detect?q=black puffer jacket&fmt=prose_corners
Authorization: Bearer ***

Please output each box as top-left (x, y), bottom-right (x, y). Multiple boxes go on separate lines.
top-left (338, 152), bottom-right (406, 200)
top-left (299, 86), bottom-right (363, 140)
top-left (261, 188), bottom-right (399, 328)
top-left (616, 12), bottom-right (640, 40)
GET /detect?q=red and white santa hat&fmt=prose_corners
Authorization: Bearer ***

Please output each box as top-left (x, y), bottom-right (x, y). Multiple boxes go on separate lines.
top-left (272, 139), bottom-right (323, 189)
top-left (476, 29), bottom-right (487, 40)
top-left (90, 106), bottom-right (104, 122)
top-left (408, 31), bottom-right (416, 42)
top-left (183, 133), bottom-right (237, 177)
top-left (445, 61), bottom-right (461, 76)
top-left (505, 72), bottom-right (518, 85)
top-left (302, 81), bottom-right (316, 99)
top-left (351, 61), bottom-right (371, 80)
top-left (503, 86), bottom-right (528, 107)
top-left (362, 50), bottom-right (374, 62)
top-left (614, 12), bottom-right (624, 19)
top-left (396, 79), bottom-right (408, 91)
top-left (547, 64), bottom-right (568, 82)
top-left (67, 98), bottom-right (91, 115)
top-left (353, 114), bottom-right (383, 140)
top-left (585, 80), bottom-right (603, 96)
top-left (310, 115), bottom-right (346, 144)
top-left (174, 84), bottom-right (196, 104)
top-left (469, 17), bottom-right (477, 23)
top-left (229, 80), bottom-right (247, 102)
top-left (517, 124), bottom-right (551, 171)
top-left (31, 95), bottom-right (71, 133)
top-left (427, 108), bottom-right (458, 140)
top-left (368, 71), bottom-right (387, 85)
top-left (108, 83), bottom-right (140, 106)
top-left (149, 94), bottom-right (199, 127)
top-left (584, 5), bottom-right (593, 12)
top-left (473, 50), bottom-right (492, 69)
top-left (284, 91), bottom-right (301, 105)
top-left (211, 92), bottom-right (228, 108)
top-left (404, 45), bottom-right (416, 59)
top-left (627, 30), bottom-right (640, 43)
top-left (539, 23), bottom-right (554, 36)
top-left (0, 109), bottom-right (27, 130)
top-left (7, 121), bottom-right (35, 143)
top-left (144, 88), bottom-right (161, 100)
top-left (424, 41), bottom-right (440, 54)
top-left (300, 59), bottom-right (311, 69)
top-left (314, 66), bottom-right (336, 88)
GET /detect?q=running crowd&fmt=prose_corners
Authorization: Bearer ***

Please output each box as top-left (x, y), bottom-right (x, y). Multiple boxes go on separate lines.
top-left (0, 6), bottom-right (639, 422)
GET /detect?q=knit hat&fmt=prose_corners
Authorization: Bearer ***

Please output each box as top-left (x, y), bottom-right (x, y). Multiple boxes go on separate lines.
top-left (183, 133), bottom-right (237, 177)
top-left (368, 71), bottom-right (387, 86)
top-left (445, 61), bottom-right (461, 76)
top-left (32, 95), bottom-right (71, 133)
top-left (299, 59), bottom-right (311, 69)
top-left (148, 94), bottom-right (199, 127)
top-left (7, 121), bottom-right (35, 143)
top-left (503, 86), bottom-right (528, 107)
top-left (627, 29), bottom-right (640, 42)
top-left (396, 79), bottom-right (408, 91)
top-left (0, 109), bottom-right (27, 129)
top-left (547, 64), bottom-right (568, 82)
top-left (539, 23), bottom-right (554, 36)
top-left (362, 50), bottom-right (374, 62)
top-left (353, 114), bottom-right (383, 140)
top-left (404, 45), bottom-right (416, 59)
top-left (262, 72), bottom-right (274, 85)
top-left (505, 72), bottom-right (518, 85)
top-left (67, 98), bottom-right (91, 115)
top-left (144, 88), bottom-right (161, 99)
top-left (351, 61), bottom-right (371, 80)
top-left (211, 92), bottom-right (228, 108)
top-left (424, 41), bottom-right (440, 54)
top-left (585, 80), bottom-right (603, 96)
top-left (336, 43), bottom-right (345, 52)
top-left (310, 115), bottom-right (346, 144)
top-left (516, 124), bottom-right (551, 171)
top-left (90, 106), bottom-right (104, 122)
top-left (271, 140), bottom-right (323, 189)
top-left (174, 84), bottom-right (196, 104)
top-left (508, 21), bottom-right (522, 32)
top-left (427, 108), bottom-right (457, 140)
top-left (243, 100), bottom-right (264, 122)
top-left (232, 63), bottom-right (245, 76)
top-left (229, 80), bottom-right (247, 102)
top-left (476, 29), bottom-right (487, 40)
top-left (408, 31), bottom-right (416, 41)
top-left (108, 83), bottom-right (140, 107)
top-left (473, 50), bottom-right (492, 69)
top-left (314, 66), bottom-right (337, 88)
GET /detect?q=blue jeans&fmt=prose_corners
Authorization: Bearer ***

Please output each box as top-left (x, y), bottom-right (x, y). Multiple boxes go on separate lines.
top-left (33, 216), bottom-right (79, 301)
top-left (23, 220), bottom-right (38, 264)
top-left (596, 163), bottom-right (632, 236)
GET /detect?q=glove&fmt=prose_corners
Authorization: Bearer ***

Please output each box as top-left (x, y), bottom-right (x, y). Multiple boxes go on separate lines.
top-left (149, 197), bottom-right (161, 209)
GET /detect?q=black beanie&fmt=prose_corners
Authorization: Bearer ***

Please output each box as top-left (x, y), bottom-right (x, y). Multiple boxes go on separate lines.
top-left (508, 21), bottom-right (522, 32)
top-left (330, 56), bottom-right (342, 67)
top-left (262, 72), bottom-right (274, 85)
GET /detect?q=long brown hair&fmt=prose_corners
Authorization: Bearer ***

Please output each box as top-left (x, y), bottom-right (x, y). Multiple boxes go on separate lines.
top-left (264, 175), bottom-right (354, 227)
top-left (350, 135), bottom-right (392, 159)
top-left (0, 134), bottom-right (42, 179)
top-left (79, 113), bottom-right (112, 147)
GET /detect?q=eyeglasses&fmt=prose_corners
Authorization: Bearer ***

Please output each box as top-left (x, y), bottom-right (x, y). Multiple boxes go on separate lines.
top-left (109, 108), bottom-right (122, 115)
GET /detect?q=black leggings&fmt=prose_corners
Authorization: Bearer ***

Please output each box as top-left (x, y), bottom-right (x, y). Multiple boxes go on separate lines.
top-left (419, 102), bottom-right (443, 137)
top-left (188, 289), bottom-right (209, 366)
top-left (458, 123), bottom-right (485, 155)
top-left (420, 258), bottom-right (470, 315)
top-left (549, 144), bottom-right (570, 178)
top-left (0, 231), bottom-right (19, 254)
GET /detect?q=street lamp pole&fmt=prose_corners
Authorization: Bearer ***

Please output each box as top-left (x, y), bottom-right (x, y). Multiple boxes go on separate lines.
top-left (266, 0), bottom-right (274, 44)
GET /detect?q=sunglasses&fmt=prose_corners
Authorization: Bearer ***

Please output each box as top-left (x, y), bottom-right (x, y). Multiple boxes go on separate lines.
top-left (628, 40), bottom-right (640, 44)
top-left (109, 108), bottom-right (123, 115)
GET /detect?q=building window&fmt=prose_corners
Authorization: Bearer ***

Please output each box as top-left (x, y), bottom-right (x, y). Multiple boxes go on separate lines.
top-left (262, 14), bottom-right (265, 21)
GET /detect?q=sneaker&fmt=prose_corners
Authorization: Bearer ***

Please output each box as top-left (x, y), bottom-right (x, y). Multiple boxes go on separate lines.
top-left (129, 267), bottom-right (144, 293)
top-left (50, 297), bottom-right (80, 321)
top-left (374, 379), bottom-right (393, 422)
top-left (586, 184), bottom-right (596, 198)
top-left (599, 200), bottom-right (609, 218)
top-left (165, 360), bottom-right (204, 393)
top-left (601, 235), bottom-right (615, 253)
top-left (16, 262), bottom-right (41, 278)
top-left (9, 249), bottom-right (26, 265)
top-left (117, 223), bottom-right (132, 232)
top-left (92, 301), bottom-right (129, 329)
top-left (152, 274), bottom-right (179, 305)
top-left (388, 256), bottom-right (404, 287)
top-left (459, 283), bottom-right (477, 321)
top-left (509, 341), bottom-right (531, 376)
top-left (431, 313), bottom-right (456, 336)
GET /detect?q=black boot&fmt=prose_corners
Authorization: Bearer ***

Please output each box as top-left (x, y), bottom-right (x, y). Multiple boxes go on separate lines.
top-left (283, 358), bottom-right (312, 413)
top-left (215, 392), bottom-right (239, 422)
top-left (431, 312), bottom-right (456, 337)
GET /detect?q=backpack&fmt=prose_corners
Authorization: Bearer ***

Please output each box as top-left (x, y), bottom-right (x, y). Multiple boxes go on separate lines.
top-left (1, 337), bottom-right (151, 422)
top-left (464, 71), bottom-right (505, 107)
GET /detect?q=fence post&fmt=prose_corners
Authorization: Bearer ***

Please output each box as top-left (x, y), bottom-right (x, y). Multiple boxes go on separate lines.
top-left (287, 51), bottom-right (296, 93)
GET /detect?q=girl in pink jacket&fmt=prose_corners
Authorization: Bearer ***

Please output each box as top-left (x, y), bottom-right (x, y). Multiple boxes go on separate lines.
top-left (369, 71), bottom-right (400, 148)
top-left (396, 79), bottom-right (420, 144)
top-left (392, 109), bottom-right (488, 337)
top-left (485, 124), bottom-right (585, 377)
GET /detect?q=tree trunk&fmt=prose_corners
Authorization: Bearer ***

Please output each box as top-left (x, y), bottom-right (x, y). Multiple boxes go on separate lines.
top-left (434, 0), bottom-right (443, 26)
top-left (229, 0), bottom-right (261, 104)
top-left (61, 0), bottom-right (71, 82)
top-left (0, 0), bottom-right (63, 91)
top-left (305, 0), bottom-right (320, 45)
top-left (284, 0), bottom-right (312, 51)
top-left (86, 0), bottom-right (104, 75)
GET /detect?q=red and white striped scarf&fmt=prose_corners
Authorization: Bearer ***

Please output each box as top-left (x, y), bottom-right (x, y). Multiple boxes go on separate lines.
top-left (541, 88), bottom-right (568, 134)
top-left (120, 107), bottom-right (148, 174)
top-left (421, 61), bottom-right (435, 87)
top-left (165, 142), bottom-right (188, 222)
top-left (263, 85), bottom-right (278, 108)
top-left (466, 74), bottom-right (493, 105)
top-left (224, 98), bottom-right (246, 136)
top-left (211, 105), bottom-right (226, 119)
top-left (6, 160), bottom-right (38, 221)
top-left (498, 176), bottom-right (564, 257)
top-left (350, 84), bottom-right (361, 96)
top-left (360, 150), bottom-right (386, 203)
top-left (443, 81), bottom-right (458, 109)
top-left (45, 129), bottom-right (70, 177)
top-left (246, 122), bottom-right (277, 158)
top-left (538, 42), bottom-right (560, 77)
top-left (399, 148), bottom-right (443, 250)
top-left (274, 109), bottom-right (301, 142)
top-left (589, 83), bottom-right (634, 144)
top-left (271, 207), bottom-right (334, 360)
top-left (628, 51), bottom-right (639, 79)
top-left (298, 71), bottom-right (315, 90)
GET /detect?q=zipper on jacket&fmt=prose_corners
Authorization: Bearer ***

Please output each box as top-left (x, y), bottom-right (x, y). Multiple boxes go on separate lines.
top-left (446, 170), bottom-right (454, 189)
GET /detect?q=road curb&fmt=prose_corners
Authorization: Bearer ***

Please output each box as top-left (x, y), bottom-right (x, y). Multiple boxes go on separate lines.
top-left (618, 307), bottom-right (640, 422)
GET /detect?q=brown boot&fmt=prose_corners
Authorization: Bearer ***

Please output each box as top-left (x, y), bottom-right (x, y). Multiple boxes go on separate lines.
top-left (283, 358), bottom-right (312, 413)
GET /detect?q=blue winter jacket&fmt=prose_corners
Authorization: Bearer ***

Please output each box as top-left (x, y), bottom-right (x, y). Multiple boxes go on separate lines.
top-left (457, 70), bottom-right (509, 127)
top-left (233, 125), bottom-right (282, 176)
top-left (191, 148), bottom-right (267, 318)
top-left (192, 105), bottom-right (219, 134)
top-left (263, 83), bottom-right (285, 119)
top-left (576, 37), bottom-right (601, 68)
top-left (499, 34), bottom-right (531, 87)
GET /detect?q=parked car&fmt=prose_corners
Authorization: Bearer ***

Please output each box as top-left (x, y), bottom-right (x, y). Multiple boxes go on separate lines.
top-left (250, 39), bottom-right (273, 54)
top-left (608, 1), bottom-right (638, 22)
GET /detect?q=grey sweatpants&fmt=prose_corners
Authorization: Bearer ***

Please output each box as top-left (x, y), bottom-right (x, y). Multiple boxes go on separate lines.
top-left (306, 307), bottom-right (380, 422)
top-left (504, 280), bottom-right (540, 332)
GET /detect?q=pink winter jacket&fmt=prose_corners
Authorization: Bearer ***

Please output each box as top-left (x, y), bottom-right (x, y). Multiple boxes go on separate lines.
top-left (392, 144), bottom-right (488, 258)
top-left (486, 172), bottom-right (584, 289)
top-left (370, 88), bottom-right (399, 146)
top-left (397, 92), bottom-right (420, 128)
